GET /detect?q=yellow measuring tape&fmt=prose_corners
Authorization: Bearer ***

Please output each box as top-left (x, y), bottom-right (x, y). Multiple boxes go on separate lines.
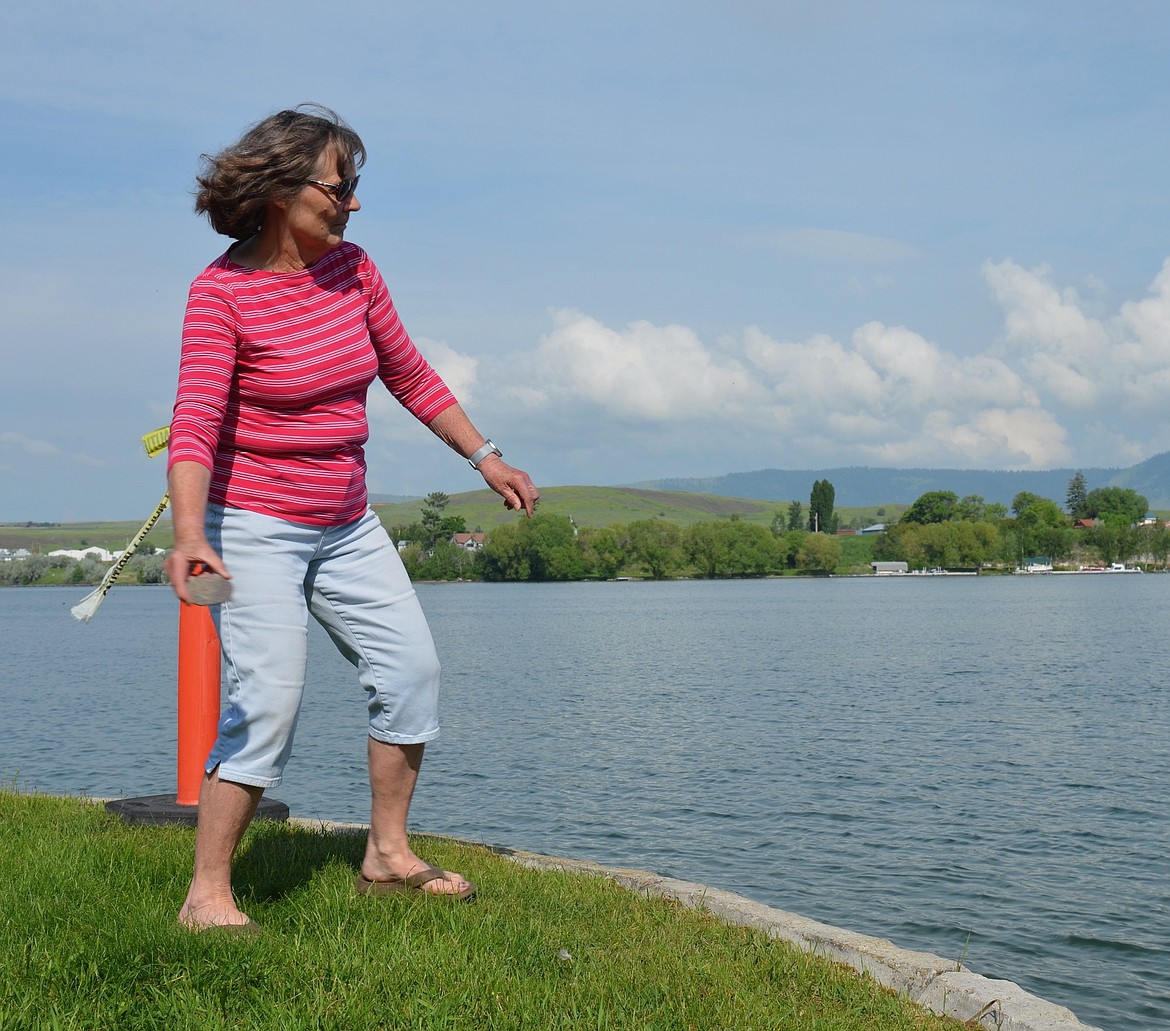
top-left (142, 425), bottom-right (170, 458)
top-left (71, 426), bottom-right (172, 622)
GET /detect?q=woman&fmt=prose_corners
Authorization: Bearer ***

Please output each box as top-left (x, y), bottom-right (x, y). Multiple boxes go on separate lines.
top-left (165, 106), bottom-right (539, 929)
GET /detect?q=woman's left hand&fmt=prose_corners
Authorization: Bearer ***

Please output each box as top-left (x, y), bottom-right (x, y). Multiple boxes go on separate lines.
top-left (477, 456), bottom-right (540, 516)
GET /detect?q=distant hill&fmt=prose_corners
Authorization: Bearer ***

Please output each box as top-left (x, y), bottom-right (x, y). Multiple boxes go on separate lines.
top-left (371, 485), bottom-right (779, 532)
top-left (1098, 451), bottom-right (1170, 509)
top-left (369, 492), bottom-right (421, 504)
top-left (11, 455), bottom-right (1170, 543)
top-left (634, 452), bottom-right (1170, 509)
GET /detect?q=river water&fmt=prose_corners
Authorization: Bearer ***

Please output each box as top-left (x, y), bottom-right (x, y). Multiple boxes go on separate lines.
top-left (1, 578), bottom-right (1166, 1030)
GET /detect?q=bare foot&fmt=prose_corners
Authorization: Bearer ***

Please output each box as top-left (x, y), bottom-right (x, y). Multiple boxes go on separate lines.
top-left (178, 900), bottom-right (254, 930)
top-left (412, 868), bottom-right (474, 897)
top-left (360, 852), bottom-right (474, 897)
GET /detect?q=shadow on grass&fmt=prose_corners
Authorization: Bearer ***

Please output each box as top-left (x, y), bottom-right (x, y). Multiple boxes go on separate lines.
top-left (229, 819), bottom-right (370, 905)
top-left (227, 819), bottom-right (482, 908)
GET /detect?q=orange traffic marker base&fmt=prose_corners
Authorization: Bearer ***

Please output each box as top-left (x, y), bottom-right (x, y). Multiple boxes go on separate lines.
top-left (105, 794), bottom-right (288, 827)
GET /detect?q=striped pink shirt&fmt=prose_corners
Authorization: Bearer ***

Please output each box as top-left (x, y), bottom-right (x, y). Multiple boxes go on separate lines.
top-left (168, 242), bottom-right (457, 525)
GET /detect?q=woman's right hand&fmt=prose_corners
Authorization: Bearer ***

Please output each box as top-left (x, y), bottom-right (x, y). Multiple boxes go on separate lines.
top-left (164, 461), bottom-right (229, 604)
top-left (165, 539), bottom-right (231, 605)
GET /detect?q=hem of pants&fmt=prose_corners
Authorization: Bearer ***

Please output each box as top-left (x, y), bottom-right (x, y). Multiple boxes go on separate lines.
top-left (208, 762), bottom-right (283, 790)
top-left (368, 727), bottom-right (441, 747)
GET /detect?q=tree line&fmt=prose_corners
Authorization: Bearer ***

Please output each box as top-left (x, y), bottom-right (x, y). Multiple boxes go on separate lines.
top-left (875, 476), bottom-right (1159, 570)
top-left (473, 514), bottom-right (853, 581)
top-left (0, 550), bottom-right (166, 587)
top-left (384, 482), bottom-right (853, 581)
top-left (2, 473), bottom-right (1163, 586)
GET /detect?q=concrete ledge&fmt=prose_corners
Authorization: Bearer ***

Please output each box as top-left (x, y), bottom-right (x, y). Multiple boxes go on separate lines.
top-left (487, 846), bottom-right (1103, 1031)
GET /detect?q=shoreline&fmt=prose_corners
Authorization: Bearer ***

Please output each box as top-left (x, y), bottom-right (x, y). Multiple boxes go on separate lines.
top-left (304, 814), bottom-right (1107, 1031)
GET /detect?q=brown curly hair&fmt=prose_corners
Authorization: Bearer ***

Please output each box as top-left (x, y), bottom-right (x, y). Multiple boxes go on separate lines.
top-left (194, 105), bottom-right (367, 239)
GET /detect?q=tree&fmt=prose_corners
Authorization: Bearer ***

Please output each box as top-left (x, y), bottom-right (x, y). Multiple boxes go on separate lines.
top-left (410, 539), bottom-right (475, 580)
top-left (901, 491), bottom-right (958, 525)
top-left (787, 500), bottom-right (803, 531)
top-left (780, 530), bottom-right (805, 568)
top-left (1035, 523), bottom-right (1074, 563)
top-left (1140, 523), bottom-right (1170, 568)
top-left (526, 514), bottom-right (585, 580)
top-left (884, 524), bottom-right (927, 570)
top-left (969, 521), bottom-right (1002, 565)
top-left (479, 523), bottom-right (530, 580)
top-left (1066, 471), bottom-right (1088, 519)
top-left (420, 492), bottom-right (450, 549)
top-left (686, 521), bottom-right (777, 577)
top-left (624, 519), bottom-right (682, 579)
top-left (131, 553), bottom-right (167, 584)
top-left (796, 532), bottom-right (841, 573)
top-left (684, 522), bottom-right (729, 578)
top-left (1010, 491), bottom-right (1045, 519)
top-left (1086, 523), bottom-right (1123, 565)
top-left (953, 494), bottom-right (1005, 523)
top-left (722, 522), bottom-right (777, 575)
top-left (479, 514), bottom-right (584, 581)
top-left (919, 521), bottom-right (1003, 568)
top-left (1011, 494), bottom-right (1069, 560)
top-left (1082, 487), bottom-right (1148, 527)
top-left (578, 526), bottom-right (624, 580)
top-left (807, 480), bottom-right (835, 533)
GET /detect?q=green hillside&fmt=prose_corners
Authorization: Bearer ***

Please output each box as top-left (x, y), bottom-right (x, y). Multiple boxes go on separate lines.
top-left (374, 486), bottom-right (778, 532)
top-left (373, 486), bottom-right (902, 533)
top-left (0, 520), bottom-right (174, 553)
top-left (0, 488), bottom-right (906, 553)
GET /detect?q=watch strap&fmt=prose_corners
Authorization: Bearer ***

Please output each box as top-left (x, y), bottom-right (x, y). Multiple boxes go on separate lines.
top-left (468, 439), bottom-right (502, 469)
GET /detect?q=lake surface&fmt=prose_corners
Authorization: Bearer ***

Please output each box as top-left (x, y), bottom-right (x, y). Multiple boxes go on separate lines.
top-left (2, 578), bottom-right (1167, 1030)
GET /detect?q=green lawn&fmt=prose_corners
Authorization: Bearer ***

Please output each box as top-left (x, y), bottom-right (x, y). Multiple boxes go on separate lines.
top-left (0, 791), bottom-right (966, 1031)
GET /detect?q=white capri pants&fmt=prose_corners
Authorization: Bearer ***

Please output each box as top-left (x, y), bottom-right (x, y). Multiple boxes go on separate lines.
top-left (204, 504), bottom-right (441, 788)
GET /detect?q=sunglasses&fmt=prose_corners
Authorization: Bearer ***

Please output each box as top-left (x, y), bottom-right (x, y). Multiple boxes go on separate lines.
top-left (305, 175), bottom-right (360, 203)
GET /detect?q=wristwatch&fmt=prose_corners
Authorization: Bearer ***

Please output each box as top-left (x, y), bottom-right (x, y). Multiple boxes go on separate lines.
top-left (467, 439), bottom-right (502, 469)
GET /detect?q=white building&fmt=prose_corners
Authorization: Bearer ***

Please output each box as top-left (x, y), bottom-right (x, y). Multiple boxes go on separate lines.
top-left (46, 547), bottom-right (118, 562)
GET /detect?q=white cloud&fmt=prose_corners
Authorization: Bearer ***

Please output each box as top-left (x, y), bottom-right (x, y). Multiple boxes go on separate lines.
top-left (531, 310), bottom-right (768, 420)
top-left (985, 257), bottom-right (1170, 415)
top-left (984, 259), bottom-right (1111, 407)
top-left (513, 307), bottom-right (1070, 470)
top-left (415, 338), bottom-right (480, 405)
top-left (741, 329), bottom-right (883, 412)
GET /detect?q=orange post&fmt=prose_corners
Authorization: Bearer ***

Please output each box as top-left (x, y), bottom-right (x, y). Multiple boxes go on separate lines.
top-left (176, 602), bottom-right (222, 806)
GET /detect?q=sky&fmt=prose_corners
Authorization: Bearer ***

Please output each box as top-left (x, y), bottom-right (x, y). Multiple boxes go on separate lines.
top-left (4, 1), bottom-right (1170, 520)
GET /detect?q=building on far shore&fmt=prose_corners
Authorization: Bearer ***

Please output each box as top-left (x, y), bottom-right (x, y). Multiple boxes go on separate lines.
top-left (46, 547), bottom-right (119, 562)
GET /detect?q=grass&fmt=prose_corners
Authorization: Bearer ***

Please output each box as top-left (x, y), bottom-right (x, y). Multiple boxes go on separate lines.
top-left (0, 520), bottom-right (173, 553)
top-left (0, 791), bottom-right (967, 1031)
